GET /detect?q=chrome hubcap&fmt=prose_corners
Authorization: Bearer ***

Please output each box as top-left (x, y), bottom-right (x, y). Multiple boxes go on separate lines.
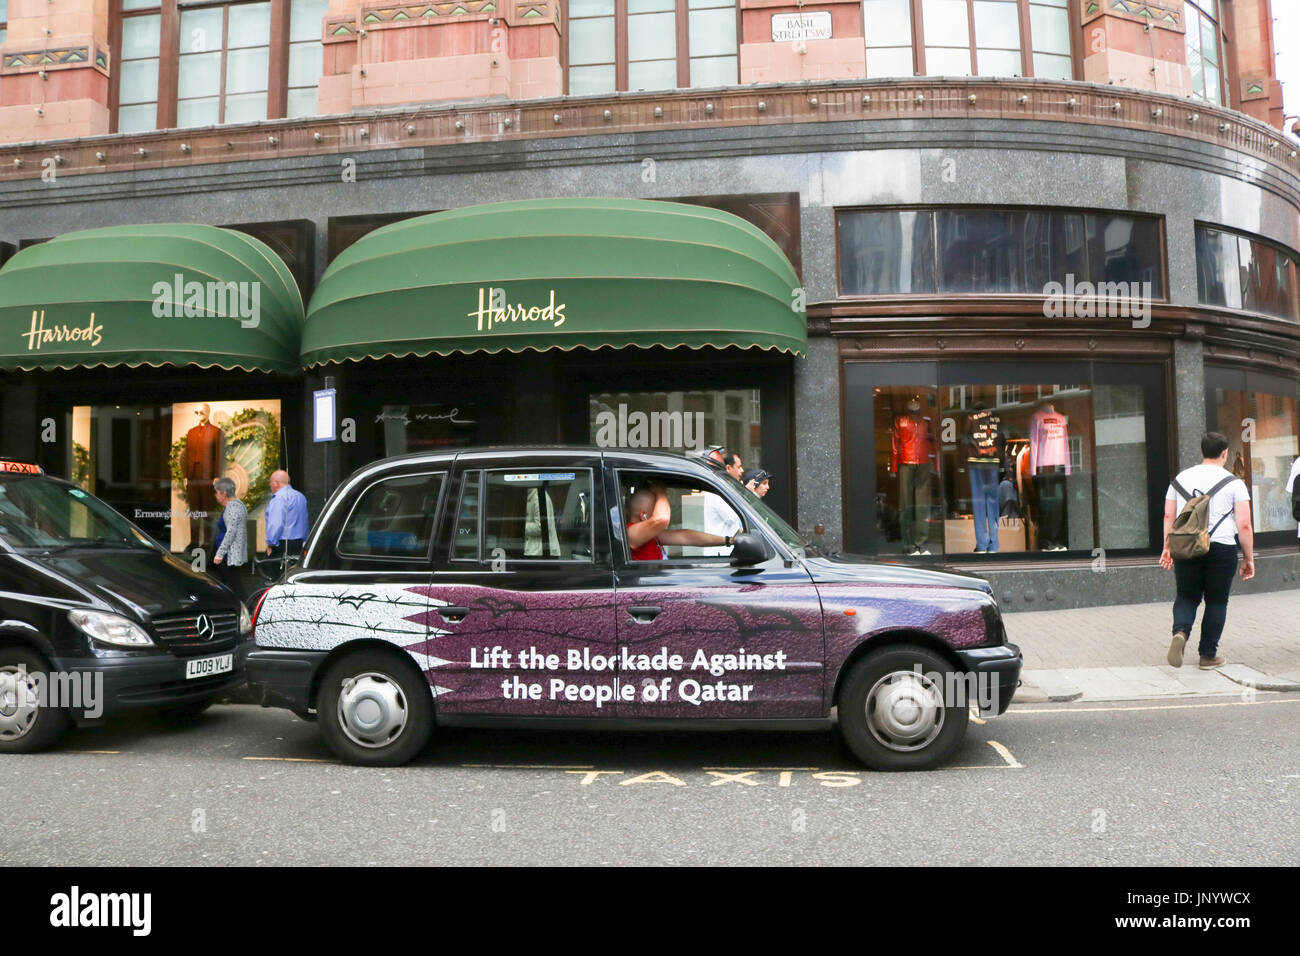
top-left (865, 669), bottom-right (944, 752)
top-left (0, 666), bottom-right (41, 741)
top-left (337, 672), bottom-right (408, 749)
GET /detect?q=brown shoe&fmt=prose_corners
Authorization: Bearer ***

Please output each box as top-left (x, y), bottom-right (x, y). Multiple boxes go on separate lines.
top-left (1198, 656), bottom-right (1226, 669)
top-left (1167, 632), bottom-right (1188, 667)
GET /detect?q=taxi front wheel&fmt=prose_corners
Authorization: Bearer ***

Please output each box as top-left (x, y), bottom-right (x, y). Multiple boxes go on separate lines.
top-left (318, 649), bottom-right (433, 766)
top-left (837, 645), bottom-right (969, 771)
top-left (0, 646), bottom-right (71, 754)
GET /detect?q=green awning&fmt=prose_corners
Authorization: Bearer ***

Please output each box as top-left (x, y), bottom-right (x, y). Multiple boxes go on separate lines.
top-left (301, 198), bottom-right (806, 365)
top-left (0, 223), bottom-right (303, 373)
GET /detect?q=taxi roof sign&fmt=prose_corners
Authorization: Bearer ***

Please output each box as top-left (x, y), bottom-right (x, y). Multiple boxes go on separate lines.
top-left (0, 460), bottom-right (43, 476)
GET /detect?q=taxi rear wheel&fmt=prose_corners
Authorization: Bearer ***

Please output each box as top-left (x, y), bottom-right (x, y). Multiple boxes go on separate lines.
top-left (318, 649), bottom-right (433, 766)
top-left (0, 647), bottom-right (71, 754)
top-left (837, 644), bottom-right (969, 771)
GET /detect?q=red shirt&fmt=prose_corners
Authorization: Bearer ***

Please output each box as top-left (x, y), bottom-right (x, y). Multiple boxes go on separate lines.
top-left (628, 521), bottom-right (665, 560)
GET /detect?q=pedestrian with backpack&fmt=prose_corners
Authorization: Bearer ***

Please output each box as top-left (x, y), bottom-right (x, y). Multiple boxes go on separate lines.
top-left (1160, 432), bottom-right (1255, 670)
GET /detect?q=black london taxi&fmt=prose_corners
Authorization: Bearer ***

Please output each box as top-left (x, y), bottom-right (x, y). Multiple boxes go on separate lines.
top-left (0, 460), bottom-right (251, 752)
top-left (247, 448), bottom-right (1021, 770)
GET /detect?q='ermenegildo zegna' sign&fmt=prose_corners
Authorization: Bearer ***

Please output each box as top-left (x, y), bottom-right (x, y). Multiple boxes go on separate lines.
top-left (468, 287), bottom-right (567, 332)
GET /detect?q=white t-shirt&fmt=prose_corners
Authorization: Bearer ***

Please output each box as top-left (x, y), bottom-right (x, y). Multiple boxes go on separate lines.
top-left (701, 491), bottom-right (742, 556)
top-left (1166, 464), bottom-right (1250, 547)
top-left (1286, 456), bottom-right (1300, 539)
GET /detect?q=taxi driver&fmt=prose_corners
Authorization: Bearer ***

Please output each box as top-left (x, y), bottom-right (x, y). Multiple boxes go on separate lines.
top-left (625, 484), bottom-right (735, 560)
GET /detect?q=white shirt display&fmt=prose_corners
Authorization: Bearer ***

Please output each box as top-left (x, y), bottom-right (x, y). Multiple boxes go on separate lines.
top-left (1166, 464), bottom-right (1250, 547)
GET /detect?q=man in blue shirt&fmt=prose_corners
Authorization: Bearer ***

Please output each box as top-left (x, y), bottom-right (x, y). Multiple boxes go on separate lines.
top-left (265, 469), bottom-right (310, 558)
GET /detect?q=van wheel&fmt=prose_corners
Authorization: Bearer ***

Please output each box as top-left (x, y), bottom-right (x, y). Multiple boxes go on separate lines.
top-left (837, 645), bottom-right (969, 771)
top-left (0, 647), bottom-right (71, 754)
top-left (318, 649), bottom-right (432, 766)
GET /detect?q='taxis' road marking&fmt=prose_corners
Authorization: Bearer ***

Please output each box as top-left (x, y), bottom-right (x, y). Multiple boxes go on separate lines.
top-left (1007, 696), bottom-right (1300, 715)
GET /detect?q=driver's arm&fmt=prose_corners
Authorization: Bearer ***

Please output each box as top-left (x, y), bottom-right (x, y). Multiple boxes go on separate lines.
top-left (658, 527), bottom-right (730, 547)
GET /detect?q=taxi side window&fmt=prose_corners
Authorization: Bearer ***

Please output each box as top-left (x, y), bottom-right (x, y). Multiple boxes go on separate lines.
top-left (451, 470), bottom-right (481, 561)
top-left (482, 469), bottom-right (593, 563)
top-left (337, 472), bottom-right (445, 560)
top-left (618, 471), bottom-right (745, 561)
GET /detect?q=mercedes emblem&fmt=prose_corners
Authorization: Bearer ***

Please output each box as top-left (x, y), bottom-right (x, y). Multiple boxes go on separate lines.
top-left (196, 614), bottom-right (215, 641)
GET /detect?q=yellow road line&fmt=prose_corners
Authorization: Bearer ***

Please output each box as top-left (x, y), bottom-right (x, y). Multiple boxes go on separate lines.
top-left (986, 740), bottom-right (1023, 768)
top-left (65, 749), bottom-right (121, 755)
top-left (461, 763), bottom-right (595, 770)
top-left (1006, 696), bottom-right (1300, 715)
top-left (242, 756), bottom-right (335, 763)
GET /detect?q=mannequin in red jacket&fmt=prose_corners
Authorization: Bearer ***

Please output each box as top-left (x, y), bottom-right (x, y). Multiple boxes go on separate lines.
top-left (889, 397), bottom-right (935, 555)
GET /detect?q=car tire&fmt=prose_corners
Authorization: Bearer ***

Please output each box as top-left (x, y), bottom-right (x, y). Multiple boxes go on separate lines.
top-left (0, 646), bottom-right (72, 754)
top-left (837, 644), bottom-right (970, 771)
top-left (317, 649), bottom-right (433, 766)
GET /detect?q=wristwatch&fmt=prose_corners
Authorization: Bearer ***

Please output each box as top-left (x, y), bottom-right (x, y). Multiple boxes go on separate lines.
top-left (725, 535), bottom-right (733, 546)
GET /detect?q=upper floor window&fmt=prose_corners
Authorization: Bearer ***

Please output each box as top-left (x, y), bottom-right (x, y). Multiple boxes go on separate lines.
top-left (112, 0), bottom-right (328, 133)
top-left (863, 0), bottom-right (1073, 80)
top-left (836, 207), bottom-right (1164, 298)
top-left (0, 0), bottom-right (9, 45)
top-left (1195, 225), bottom-right (1299, 322)
top-left (566, 0), bottom-right (738, 95)
top-left (1184, 1), bottom-right (1226, 105)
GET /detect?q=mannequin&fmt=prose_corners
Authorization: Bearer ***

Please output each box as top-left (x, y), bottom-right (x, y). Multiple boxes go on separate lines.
top-left (183, 403), bottom-right (223, 550)
top-left (1029, 400), bottom-right (1070, 551)
top-left (889, 397), bottom-right (935, 555)
top-left (965, 403), bottom-right (1003, 553)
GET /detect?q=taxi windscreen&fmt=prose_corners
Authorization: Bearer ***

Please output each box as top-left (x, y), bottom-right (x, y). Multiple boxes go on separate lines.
top-left (0, 475), bottom-right (156, 551)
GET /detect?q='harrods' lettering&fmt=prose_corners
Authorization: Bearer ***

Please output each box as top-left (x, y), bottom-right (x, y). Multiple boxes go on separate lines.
top-left (469, 287), bottom-right (567, 332)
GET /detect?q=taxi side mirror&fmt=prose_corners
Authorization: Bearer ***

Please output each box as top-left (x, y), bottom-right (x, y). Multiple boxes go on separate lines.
top-left (730, 532), bottom-right (772, 567)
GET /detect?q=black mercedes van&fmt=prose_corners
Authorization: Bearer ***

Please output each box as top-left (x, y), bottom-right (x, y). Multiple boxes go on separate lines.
top-left (0, 459), bottom-right (250, 752)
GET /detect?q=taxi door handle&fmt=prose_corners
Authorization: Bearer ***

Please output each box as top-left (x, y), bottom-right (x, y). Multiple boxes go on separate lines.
top-left (438, 606), bottom-right (470, 623)
top-left (627, 605), bottom-right (662, 624)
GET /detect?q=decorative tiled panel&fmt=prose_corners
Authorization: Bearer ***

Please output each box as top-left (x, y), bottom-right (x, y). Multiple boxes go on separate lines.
top-left (1, 42), bottom-right (111, 75)
top-left (323, 0), bottom-right (519, 41)
top-left (1082, 0), bottom-right (1182, 32)
top-left (1240, 77), bottom-right (1269, 102)
top-left (508, 1), bottom-right (557, 26)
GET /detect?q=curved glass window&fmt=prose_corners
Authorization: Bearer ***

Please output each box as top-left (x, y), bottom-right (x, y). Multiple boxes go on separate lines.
top-left (1195, 225), bottom-right (1299, 322)
top-left (837, 208), bottom-right (1163, 298)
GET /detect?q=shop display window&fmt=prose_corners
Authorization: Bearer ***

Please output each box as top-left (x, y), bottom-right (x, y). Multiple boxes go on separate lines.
top-left (69, 399), bottom-right (281, 554)
top-left (1207, 369), bottom-right (1300, 538)
top-left (847, 362), bottom-right (1165, 559)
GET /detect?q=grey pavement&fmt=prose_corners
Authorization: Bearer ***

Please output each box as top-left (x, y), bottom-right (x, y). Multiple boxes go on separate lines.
top-left (1006, 588), bottom-right (1300, 703)
top-left (2, 700), bottom-right (1297, 866)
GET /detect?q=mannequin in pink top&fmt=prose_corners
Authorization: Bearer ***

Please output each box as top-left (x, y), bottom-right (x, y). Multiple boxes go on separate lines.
top-left (1029, 401), bottom-right (1070, 551)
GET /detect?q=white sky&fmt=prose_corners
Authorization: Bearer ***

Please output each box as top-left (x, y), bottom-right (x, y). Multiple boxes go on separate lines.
top-left (1275, 0), bottom-right (1300, 140)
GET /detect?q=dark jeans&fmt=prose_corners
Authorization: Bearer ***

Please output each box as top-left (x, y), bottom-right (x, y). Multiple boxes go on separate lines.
top-left (1172, 542), bottom-right (1239, 658)
top-left (897, 464), bottom-right (930, 551)
top-left (1034, 466), bottom-right (1068, 549)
